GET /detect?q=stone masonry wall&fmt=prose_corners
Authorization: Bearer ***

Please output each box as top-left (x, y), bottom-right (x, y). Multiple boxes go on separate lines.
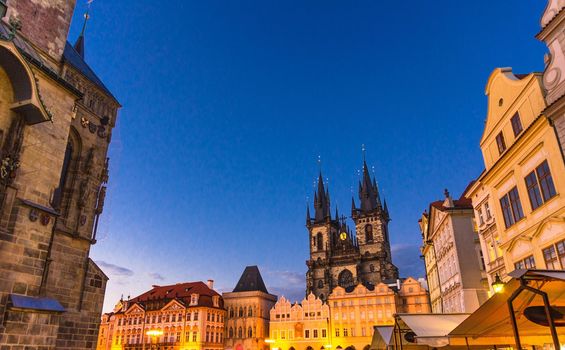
top-left (5, 0), bottom-right (77, 61)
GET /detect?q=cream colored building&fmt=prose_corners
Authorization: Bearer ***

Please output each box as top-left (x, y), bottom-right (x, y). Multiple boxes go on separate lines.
top-left (466, 68), bottom-right (565, 291)
top-left (96, 281), bottom-right (226, 350)
top-left (268, 294), bottom-right (330, 350)
top-left (419, 190), bottom-right (488, 313)
top-left (538, 0), bottom-right (565, 157)
top-left (224, 266), bottom-right (278, 350)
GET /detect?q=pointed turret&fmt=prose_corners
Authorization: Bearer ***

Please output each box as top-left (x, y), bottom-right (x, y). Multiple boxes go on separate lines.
top-left (358, 161), bottom-right (379, 213)
top-left (74, 4), bottom-right (91, 59)
top-left (314, 172), bottom-right (330, 222)
top-left (383, 199), bottom-right (390, 221)
top-left (351, 197), bottom-right (357, 217)
top-left (306, 205), bottom-right (311, 226)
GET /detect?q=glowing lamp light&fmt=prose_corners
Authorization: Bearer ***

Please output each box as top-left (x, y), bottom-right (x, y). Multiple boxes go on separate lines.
top-left (491, 274), bottom-right (504, 294)
top-left (146, 329), bottom-right (163, 337)
top-left (324, 345), bottom-right (333, 349)
top-left (265, 339), bottom-right (275, 344)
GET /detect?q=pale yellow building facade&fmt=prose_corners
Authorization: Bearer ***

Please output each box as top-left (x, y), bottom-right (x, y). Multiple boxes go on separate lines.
top-left (419, 190), bottom-right (488, 313)
top-left (268, 294), bottom-right (330, 350)
top-left (466, 68), bottom-right (565, 291)
top-left (224, 266), bottom-right (278, 350)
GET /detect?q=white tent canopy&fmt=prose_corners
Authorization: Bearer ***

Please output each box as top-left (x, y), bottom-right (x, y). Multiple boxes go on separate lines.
top-left (396, 314), bottom-right (470, 347)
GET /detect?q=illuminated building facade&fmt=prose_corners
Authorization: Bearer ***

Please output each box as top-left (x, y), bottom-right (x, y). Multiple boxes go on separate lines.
top-left (268, 294), bottom-right (330, 350)
top-left (466, 66), bottom-right (565, 290)
top-left (419, 189), bottom-right (489, 313)
top-left (224, 266), bottom-right (278, 350)
top-left (96, 281), bottom-right (226, 350)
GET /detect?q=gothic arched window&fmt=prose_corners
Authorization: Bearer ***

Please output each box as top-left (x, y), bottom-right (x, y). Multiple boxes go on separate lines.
top-left (229, 327), bottom-right (234, 338)
top-left (248, 306), bottom-right (253, 317)
top-left (365, 224), bottom-right (373, 243)
top-left (229, 308), bottom-right (234, 318)
top-left (237, 327), bottom-right (243, 338)
top-left (338, 269), bottom-right (354, 288)
top-left (238, 307), bottom-right (243, 317)
top-left (317, 280), bottom-right (323, 289)
top-left (248, 327), bottom-right (253, 338)
top-left (316, 232), bottom-right (323, 251)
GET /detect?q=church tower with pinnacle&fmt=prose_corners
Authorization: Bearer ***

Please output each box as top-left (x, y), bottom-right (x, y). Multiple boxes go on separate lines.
top-left (305, 157), bottom-right (398, 301)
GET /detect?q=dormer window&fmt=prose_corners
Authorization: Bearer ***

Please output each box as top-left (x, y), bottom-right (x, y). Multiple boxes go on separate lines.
top-left (511, 112), bottom-right (523, 137)
top-left (190, 294), bottom-right (199, 306)
top-left (496, 132), bottom-right (506, 155)
top-left (213, 295), bottom-right (219, 307)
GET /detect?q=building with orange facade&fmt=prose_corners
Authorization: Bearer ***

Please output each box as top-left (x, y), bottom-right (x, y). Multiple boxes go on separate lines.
top-left (96, 281), bottom-right (226, 350)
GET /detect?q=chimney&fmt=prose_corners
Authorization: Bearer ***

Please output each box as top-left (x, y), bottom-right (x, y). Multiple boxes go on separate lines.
top-left (207, 279), bottom-right (214, 290)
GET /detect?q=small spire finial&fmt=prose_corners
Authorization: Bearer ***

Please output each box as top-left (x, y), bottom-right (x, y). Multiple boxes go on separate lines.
top-left (444, 188), bottom-right (450, 198)
top-left (362, 144), bottom-right (366, 162)
top-left (317, 155), bottom-right (322, 174)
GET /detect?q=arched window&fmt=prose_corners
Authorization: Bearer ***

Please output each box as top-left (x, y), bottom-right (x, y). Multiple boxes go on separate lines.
top-left (238, 307), bottom-right (243, 317)
top-left (317, 280), bottom-right (323, 289)
top-left (248, 306), bottom-right (253, 317)
top-left (237, 327), bottom-right (243, 338)
top-left (248, 327), bottom-right (253, 338)
top-left (229, 308), bottom-right (234, 318)
top-left (338, 269), bottom-right (354, 288)
top-left (316, 232), bottom-right (323, 251)
top-left (365, 224), bottom-right (373, 243)
top-left (229, 327), bottom-right (234, 338)
top-left (319, 294), bottom-right (324, 301)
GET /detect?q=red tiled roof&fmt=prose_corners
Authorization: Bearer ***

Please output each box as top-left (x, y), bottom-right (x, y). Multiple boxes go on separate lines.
top-left (130, 281), bottom-right (223, 310)
top-left (430, 197), bottom-right (473, 211)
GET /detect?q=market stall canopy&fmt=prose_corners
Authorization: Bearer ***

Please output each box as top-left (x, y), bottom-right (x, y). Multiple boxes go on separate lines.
top-left (449, 269), bottom-right (565, 347)
top-left (396, 314), bottom-right (470, 348)
top-left (370, 326), bottom-right (394, 350)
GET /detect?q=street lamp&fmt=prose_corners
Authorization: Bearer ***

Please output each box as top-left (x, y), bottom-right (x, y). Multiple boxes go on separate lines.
top-left (146, 329), bottom-right (163, 349)
top-left (491, 274), bottom-right (504, 294)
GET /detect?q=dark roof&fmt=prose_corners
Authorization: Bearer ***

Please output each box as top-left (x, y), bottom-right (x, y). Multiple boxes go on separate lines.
top-left (62, 41), bottom-right (118, 102)
top-left (233, 266), bottom-right (269, 294)
top-left (430, 197), bottom-right (473, 211)
top-left (130, 281), bottom-right (222, 309)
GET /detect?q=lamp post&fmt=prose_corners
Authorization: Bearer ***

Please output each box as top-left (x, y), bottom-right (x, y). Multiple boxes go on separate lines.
top-left (491, 274), bottom-right (504, 294)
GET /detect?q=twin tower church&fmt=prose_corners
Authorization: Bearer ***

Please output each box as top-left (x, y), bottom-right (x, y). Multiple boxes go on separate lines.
top-left (305, 160), bottom-right (399, 301)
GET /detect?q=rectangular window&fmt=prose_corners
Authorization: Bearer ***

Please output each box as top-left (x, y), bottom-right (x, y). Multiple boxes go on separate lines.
top-left (194, 312), bottom-right (198, 321)
top-left (511, 113), bottom-right (523, 137)
top-left (543, 245), bottom-right (559, 269)
top-left (477, 207), bottom-right (484, 226)
top-left (362, 327), bottom-right (366, 337)
top-left (485, 202), bottom-right (492, 220)
top-left (193, 333), bottom-right (197, 342)
top-left (281, 331), bottom-right (286, 340)
top-left (305, 330), bottom-right (310, 339)
top-left (313, 329), bottom-right (318, 338)
top-left (322, 329), bottom-right (327, 338)
top-left (537, 160), bottom-right (557, 202)
top-left (525, 171), bottom-right (543, 210)
top-left (335, 328), bottom-right (340, 337)
top-left (557, 240), bottom-right (565, 269)
top-left (496, 132), bottom-right (506, 154)
top-left (343, 328), bottom-right (348, 337)
top-left (500, 187), bottom-right (524, 228)
top-left (515, 255), bottom-right (536, 270)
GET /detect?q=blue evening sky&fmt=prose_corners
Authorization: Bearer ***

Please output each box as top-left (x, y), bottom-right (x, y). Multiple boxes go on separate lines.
top-left (67, 1), bottom-right (547, 311)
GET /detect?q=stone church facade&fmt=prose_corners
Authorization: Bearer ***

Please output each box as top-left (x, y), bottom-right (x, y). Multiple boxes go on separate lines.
top-left (305, 161), bottom-right (398, 301)
top-left (0, 1), bottom-right (119, 349)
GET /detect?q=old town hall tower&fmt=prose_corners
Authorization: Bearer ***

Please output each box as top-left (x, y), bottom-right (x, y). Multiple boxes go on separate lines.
top-left (306, 160), bottom-right (398, 300)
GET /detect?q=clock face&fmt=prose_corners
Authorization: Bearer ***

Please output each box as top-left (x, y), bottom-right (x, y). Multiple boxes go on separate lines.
top-left (340, 232), bottom-right (347, 241)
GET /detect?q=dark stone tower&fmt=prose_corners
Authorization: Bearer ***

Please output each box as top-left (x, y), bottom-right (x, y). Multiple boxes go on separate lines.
top-left (305, 160), bottom-right (399, 301)
top-left (352, 161), bottom-right (398, 284)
